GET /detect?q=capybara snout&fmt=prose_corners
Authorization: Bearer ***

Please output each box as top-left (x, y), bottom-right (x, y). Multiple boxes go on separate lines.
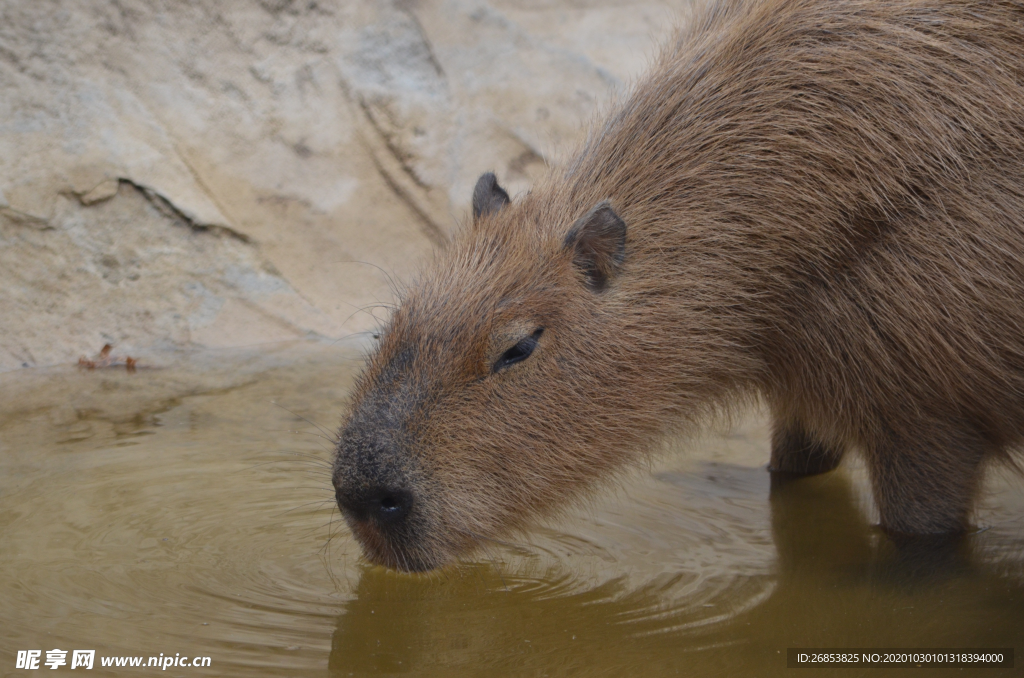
top-left (332, 371), bottom-right (433, 570)
top-left (332, 427), bottom-right (415, 526)
top-left (335, 0), bottom-right (1024, 571)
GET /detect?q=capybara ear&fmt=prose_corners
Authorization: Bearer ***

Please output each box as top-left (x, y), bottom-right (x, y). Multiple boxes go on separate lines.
top-left (563, 201), bottom-right (626, 292)
top-left (472, 172), bottom-right (511, 221)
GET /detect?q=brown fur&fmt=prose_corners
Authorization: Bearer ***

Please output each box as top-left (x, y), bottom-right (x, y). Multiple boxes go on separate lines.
top-left (333, 0), bottom-right (1024, 571)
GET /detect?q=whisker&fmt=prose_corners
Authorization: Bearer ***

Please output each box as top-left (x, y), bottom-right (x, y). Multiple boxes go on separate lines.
top-left (273, 499), bottom-right (337, 517)
top-left (270, 401), bottom-right (339, 443)
top-left (475, 541), bottom-right (510, 592)
top-left (327, 329), bottom-right (379, 349)
top-left (322, 507), bottom-right (345, 589)
top-left (336, 259), bottom-right (405, 300)
top-left (242, 458), bottom-right (332, 473)
top-left (264, 427), bottom-right (339, 445)
top-left (275, 449), bottom-right (334, 464)
top-left (458, 528), bottom-right (533, 553)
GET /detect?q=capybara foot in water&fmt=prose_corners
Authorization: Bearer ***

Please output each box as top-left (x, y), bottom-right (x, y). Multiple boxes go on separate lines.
top-left (866, 421), bottom-right (990, 535)
top-left (332, 0), bottom-right (1024, 571)
top-left (769, 421), bottom-right (845, 476)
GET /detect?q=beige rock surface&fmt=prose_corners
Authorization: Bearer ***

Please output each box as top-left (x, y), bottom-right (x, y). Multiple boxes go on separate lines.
top-left (0, 0), bottom-right (676, 371)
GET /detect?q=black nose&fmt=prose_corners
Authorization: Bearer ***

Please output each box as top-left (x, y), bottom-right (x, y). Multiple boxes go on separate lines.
top-left (336, 486), bottom-right (414, 525)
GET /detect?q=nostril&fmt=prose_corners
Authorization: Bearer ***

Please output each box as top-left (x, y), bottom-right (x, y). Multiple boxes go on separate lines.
top-left (336, 485), bottom-right (414, 525)
top-left (374, 489), bottom-right (412, 523)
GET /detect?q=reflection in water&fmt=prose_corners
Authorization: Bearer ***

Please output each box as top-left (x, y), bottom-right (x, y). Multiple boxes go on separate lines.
top-left (1, 343), bottom-right (1022, 677)
top-left (329, 468), bottom-right (1024, 677)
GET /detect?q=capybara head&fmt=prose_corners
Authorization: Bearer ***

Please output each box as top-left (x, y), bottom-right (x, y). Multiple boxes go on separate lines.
top-left (332, 173), bottom-right (645, 571)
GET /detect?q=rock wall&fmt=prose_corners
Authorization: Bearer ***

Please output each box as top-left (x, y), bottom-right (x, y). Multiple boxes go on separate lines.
top-left (0, 0), bottom-right (677, 370)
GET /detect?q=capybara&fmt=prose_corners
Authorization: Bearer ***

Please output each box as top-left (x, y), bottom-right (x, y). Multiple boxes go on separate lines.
top-left (332, 0), bottom-right (1024, 571)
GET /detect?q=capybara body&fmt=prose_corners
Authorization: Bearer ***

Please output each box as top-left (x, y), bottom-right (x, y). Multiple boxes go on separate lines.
top-left (333, 0), bottom-right (1024, 571)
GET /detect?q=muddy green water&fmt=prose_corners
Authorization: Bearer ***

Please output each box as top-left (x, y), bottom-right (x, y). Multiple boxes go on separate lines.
top-left (2, 343), bottom-right (1022, 677)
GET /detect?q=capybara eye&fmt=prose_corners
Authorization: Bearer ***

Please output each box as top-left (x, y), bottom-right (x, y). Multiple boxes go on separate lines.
top-left (493, 328), bottom-right (544, 373)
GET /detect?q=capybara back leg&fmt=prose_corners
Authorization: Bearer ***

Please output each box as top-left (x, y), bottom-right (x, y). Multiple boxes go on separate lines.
top-left (769, 420), bottom-right (845, 475)
top-left (866, 427), bottom-right (987, 535)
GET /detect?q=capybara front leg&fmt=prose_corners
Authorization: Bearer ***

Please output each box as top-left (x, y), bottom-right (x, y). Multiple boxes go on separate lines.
top-left (769, 421), bottom-right (845, 475)
top-left (866, 427), bottom-right (987, 535)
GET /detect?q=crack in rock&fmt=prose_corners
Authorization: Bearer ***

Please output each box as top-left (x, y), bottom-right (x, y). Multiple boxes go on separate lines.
top-left (117, 178), bottom-right (252, 244)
